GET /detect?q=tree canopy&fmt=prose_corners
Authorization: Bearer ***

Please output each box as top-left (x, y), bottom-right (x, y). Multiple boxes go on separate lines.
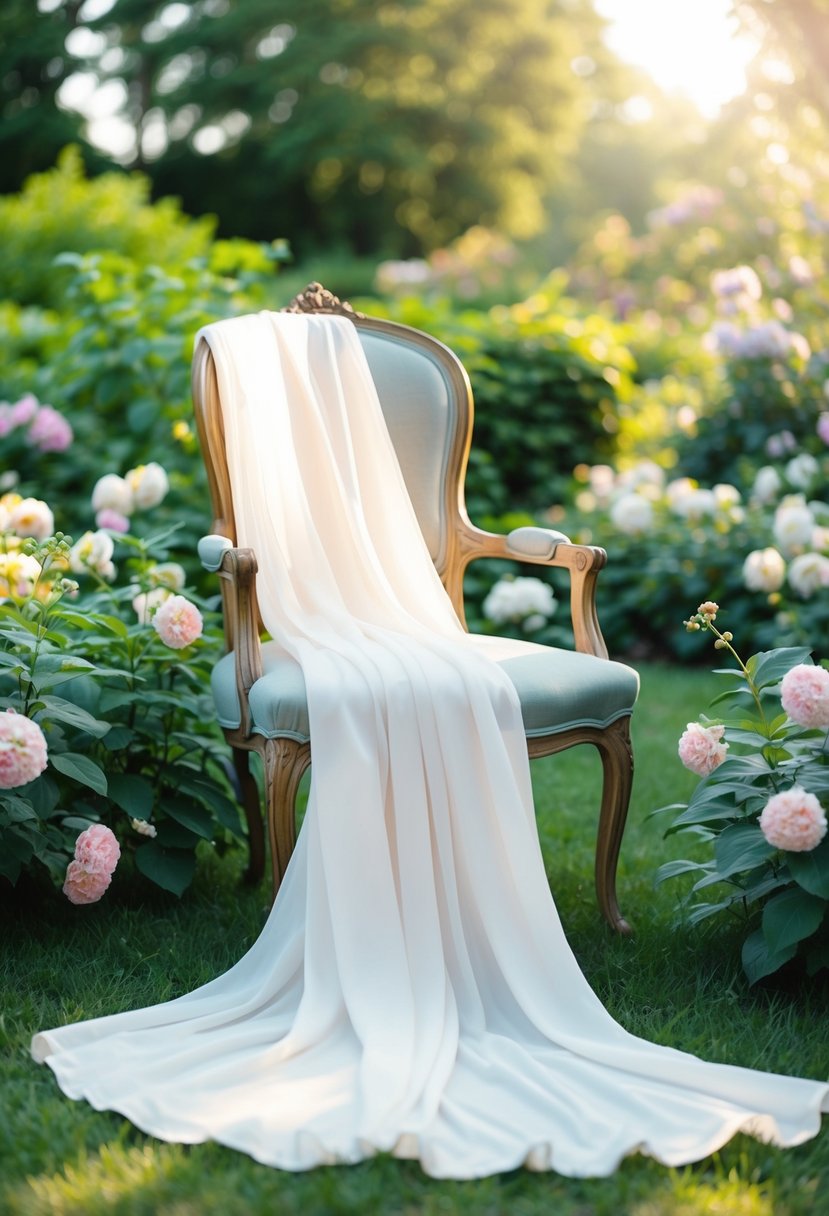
top-left (27, 0), bottom-right (611, 256)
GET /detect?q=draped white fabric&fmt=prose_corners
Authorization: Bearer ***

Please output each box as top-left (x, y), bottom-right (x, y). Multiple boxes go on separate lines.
top-left (32, 313), bottom-right (827, 1179)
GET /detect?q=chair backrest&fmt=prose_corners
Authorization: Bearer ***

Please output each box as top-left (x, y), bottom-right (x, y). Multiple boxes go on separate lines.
top-left (192, 285), bottom-right (475, 584)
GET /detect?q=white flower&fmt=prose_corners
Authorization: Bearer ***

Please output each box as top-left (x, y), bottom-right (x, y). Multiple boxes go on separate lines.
top-left (617, 460), bottom-right (665, 492)
top-left (69, 530), bottom-right (116, 580)
top-left (742, 548), bottom-right (786, 593)
top-left (91, 473), bottom-right (134, 516)
top-left (711, 265), bottom-right (762, 302)
top-left (609, 492), bottom-right (654, 533)
top-left (752, 466), bottom-right (783, 505)
top-left (9, 498), bottom-right (54, 541)
top-left (785, 452), bottom-right (819, 489)
top-left (713, 483), bottom-right (741, 510)
top-left (788, 553), bottom-right (829, 598)
top-left (588, 464), bottom-right (616, 503)
top-left (126, 462), bottom-right (169, 509)
top-left (148, 562), bottom-right (186, 592)
top-left (131, 817), bottom-right (157, 838)
top-left (483, 576), bottom-right (556, 625)
top-left (132, 586), bottom-right (172, 624)
top-left (773, 496), bottom-right (815, 554)
top-left (665, 478), bottom-right (697, 511)
top-left (812, 525), bottom-right (829, 552)
top-left (672, 487), bottom-right (716, 520)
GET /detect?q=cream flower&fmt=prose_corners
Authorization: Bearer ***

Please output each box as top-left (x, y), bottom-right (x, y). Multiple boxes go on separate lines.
top-left (148, 562), bottom-right (187, 592)
top-left (773, 496), bottom-right (815, 554)
top-left (91, 473), bottom-right (134, 517)
top-left (69, 530), bottom-right (116, 580)
top-left (609, 492), bottom-right (654, 534)
top-left (0, 551), bottom-right (42, 600)
top-left (483, 577), bottom-right (556, 625)
top-left (788, 552), bottom-right (829, 599)
top-left (742, 548), bottom-right (786, 593)
top-left (752, 466), bottom-right (782, 505)
top-left (132, 586), bottom-right (172, 624)
top-left (126, 462), bottom-right (169, 509)
top-left (9, 497), bottom-right (54, 541)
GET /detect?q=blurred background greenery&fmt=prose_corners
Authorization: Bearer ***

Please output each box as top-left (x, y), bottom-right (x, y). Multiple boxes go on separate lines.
top-left (2, 0), bottom-right (829, 662)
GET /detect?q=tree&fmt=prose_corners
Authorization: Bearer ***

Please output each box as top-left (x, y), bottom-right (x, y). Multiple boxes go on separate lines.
top-left (43, 0), bottom-right (608, 255)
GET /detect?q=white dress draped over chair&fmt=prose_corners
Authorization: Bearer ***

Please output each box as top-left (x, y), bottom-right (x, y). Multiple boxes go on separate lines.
top-left (32, 312), bottom-right (828, 1179)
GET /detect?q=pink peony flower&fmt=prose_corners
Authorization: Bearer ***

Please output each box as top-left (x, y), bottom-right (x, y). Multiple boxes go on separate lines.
top-left (759, 787), bottom-right (827, 852)
top-left (74, 823), bottom-right (121, 876)
top-left (28, 405), bottom-right (73, 452)
top-left (9, 394), bottom-right (39, 426)
top-left (63, 860), bottom-right (112, 905)
top-left (153, 594), bottom-right (203, 648)
top-left (678, 722), bottom-right (729, 777)
top-left (95, 508), bottom-right (131, 533)
top-left (0, 709), bottom-right (48, 788)
top-left (780, 664), bottom-right (829, 728)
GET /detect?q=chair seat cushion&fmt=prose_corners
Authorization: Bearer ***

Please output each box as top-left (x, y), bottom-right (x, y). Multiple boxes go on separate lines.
top-left (212, 635), bottom-right (638, 743)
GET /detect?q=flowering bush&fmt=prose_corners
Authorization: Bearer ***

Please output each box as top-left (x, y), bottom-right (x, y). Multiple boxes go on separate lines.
top-left (482, 575), bottom-right (556, 634)
top-left (655, 603), bottom-right (829, 984)
top-left (0, 517), bottom-right (242, 901)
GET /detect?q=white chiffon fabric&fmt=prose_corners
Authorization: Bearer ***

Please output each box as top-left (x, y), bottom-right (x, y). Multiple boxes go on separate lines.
top-left (32, 313), bottom-right (828, 1179)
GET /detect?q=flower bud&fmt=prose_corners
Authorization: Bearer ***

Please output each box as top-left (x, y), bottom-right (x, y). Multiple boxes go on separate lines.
top-left (714, 639), bottom-right (727, 649)
top-left (698, 600), bottom-right (719, 618)
top-left (722, 631), bottom-right (733, 641)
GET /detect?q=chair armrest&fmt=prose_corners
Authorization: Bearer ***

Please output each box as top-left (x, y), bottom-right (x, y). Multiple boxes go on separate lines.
top-left (458, 523), bottom-right (609, 659)
top-left (198, 534), bottom-right (263, 737)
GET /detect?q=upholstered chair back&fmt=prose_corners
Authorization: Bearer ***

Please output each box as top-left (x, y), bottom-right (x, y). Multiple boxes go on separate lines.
top-left (353, 317), bottom-right (472, 576)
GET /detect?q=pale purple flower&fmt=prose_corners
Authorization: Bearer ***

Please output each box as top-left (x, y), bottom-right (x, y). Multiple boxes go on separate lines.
top-left (817, 413), bottom-right (829, 446)
top-left (95, 508), bottom-right (131, 533)
top-left (9, 394), bottom-right (39, 426)
top-left (28, 406), bottom-right (73, 453)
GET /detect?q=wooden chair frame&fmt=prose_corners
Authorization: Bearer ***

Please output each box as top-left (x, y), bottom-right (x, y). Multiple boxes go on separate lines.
top-left (192, 283), bottom-right (634, 933)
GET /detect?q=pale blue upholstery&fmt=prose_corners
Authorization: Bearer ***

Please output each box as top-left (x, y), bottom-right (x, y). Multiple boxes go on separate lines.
top-left (358, 329), bottom-right (455, 566)
top-left (212, 640), bottom-right (638, 744)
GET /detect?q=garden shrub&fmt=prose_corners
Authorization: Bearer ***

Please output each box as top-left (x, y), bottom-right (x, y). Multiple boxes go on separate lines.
top-left (358, 288), bottom-right (635, 518)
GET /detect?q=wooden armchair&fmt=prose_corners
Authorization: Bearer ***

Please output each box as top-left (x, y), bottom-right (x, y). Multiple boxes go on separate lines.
top-left (192, 283), bottom-right (639, 932)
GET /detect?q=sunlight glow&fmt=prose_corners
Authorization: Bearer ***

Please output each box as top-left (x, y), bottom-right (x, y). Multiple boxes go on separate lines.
top-left (596, 0), bottom-right (760, 117)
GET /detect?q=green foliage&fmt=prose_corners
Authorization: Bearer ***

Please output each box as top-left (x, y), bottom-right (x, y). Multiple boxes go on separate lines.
top-left (0, 148), bottom-right (216, 309)
top-left (655, 613), bottom-right (829, 983)
top-left (360, 289), bottom-right (635, 517)
top-left (0, 531), bottom-right (241, 897)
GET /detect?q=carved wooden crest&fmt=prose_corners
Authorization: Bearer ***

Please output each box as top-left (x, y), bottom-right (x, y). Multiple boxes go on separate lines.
top-left (283, 281), bottom-right (363, 320)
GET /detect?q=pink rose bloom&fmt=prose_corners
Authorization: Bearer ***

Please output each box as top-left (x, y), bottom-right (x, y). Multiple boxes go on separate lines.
top-left (95, 508), bottom-right (131, 533)
top-left (677, 722), bottom-right (729, 777)
top-left (0, 709), bottom-right (48, 788)
top-left (9, 393), bottom-right (39, 426)
top-left (74, 823), bottom-right (121, 876)
top-left (28, 405), bottom-right (73, 452)
top-left (759, 787), bottom-right (827, 852)
top-left (153, 594), bottom-right (203, 649)
top-left (63, 860), bottom-right (112, 905)
top-left (781, 664), bottom-right (829, 728)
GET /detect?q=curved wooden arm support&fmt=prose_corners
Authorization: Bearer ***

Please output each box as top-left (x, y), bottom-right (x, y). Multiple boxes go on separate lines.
top-left (214, 547), bottom-right (264, 739)
top-left (450, 521), bottom-right (609, 659)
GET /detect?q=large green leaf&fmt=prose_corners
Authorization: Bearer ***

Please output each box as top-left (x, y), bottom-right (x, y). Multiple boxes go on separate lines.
top-left (35, 696), bottom-right (110, 738)
top-left (762, 887), bottom-right (825, 954)
top-left (742, 928), bottom-right (797, 985)
top-left (788, 838), bottom-right (829, 899)
top-left (134, 842), bottom-right (195, 896)
top-left (654, 858), bottom-right (707, 885)
top-left (748, 647), bottom-right (813, 691)
top-left (714, 822), bottom-right (775, 879)
top-left (107, 773), bottom-right (154, 819)
top-left (164, 798), bottom-right (214, 840)
top-left (48, 752), bottom-right (108, 795)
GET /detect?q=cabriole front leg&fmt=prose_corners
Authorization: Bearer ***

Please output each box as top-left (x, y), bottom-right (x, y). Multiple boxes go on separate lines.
top-left (264, 736), bottom-right (312, 898)
top-left (593, 716), bottom-right (634, 935)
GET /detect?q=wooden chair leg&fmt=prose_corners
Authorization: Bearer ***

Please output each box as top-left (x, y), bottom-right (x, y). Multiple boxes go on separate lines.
top-left (233, 746), bottom-right (265, 885)
top-left (592, 716), bottom-right (634, 935)
top-left (264, 737), bottom-right (312, 898)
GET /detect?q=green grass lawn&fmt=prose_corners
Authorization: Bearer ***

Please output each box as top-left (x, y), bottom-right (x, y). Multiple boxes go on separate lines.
top-left (1, 664), bottom-right (827, 1216)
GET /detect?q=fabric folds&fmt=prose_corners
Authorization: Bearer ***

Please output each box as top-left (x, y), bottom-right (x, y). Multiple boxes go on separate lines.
top-left (32, 312), bottom-right (828, 1179)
